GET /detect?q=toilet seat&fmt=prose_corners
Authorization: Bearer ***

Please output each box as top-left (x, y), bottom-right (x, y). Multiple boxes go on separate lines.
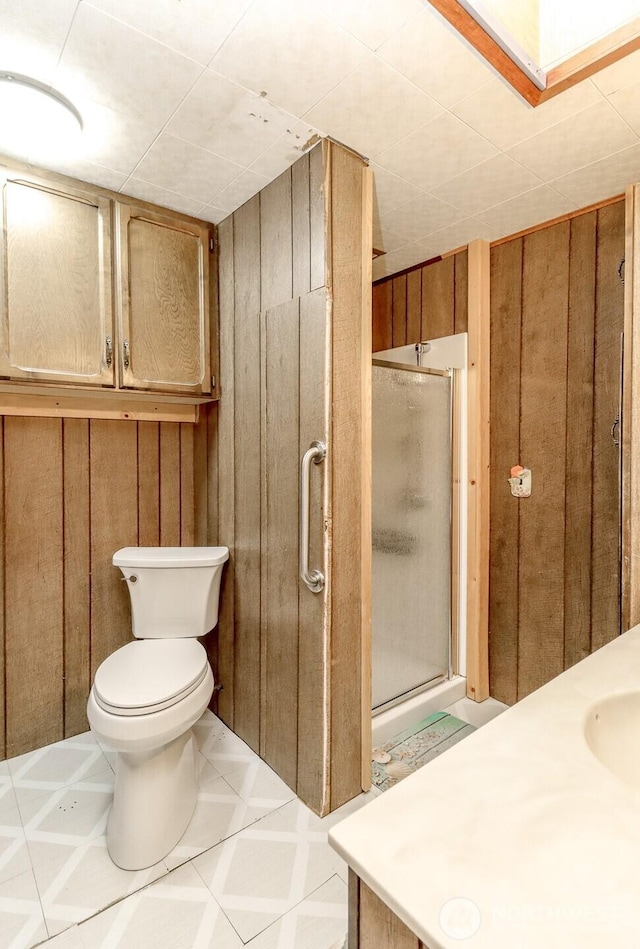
top-left (94, 639), bottom-right (209, 717)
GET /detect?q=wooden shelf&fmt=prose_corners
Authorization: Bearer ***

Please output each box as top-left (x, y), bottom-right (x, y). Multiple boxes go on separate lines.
top-left (0, 384), bottom-right (216, 422)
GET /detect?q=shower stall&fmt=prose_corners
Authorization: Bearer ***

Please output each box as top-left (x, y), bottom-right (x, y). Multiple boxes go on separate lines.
top-left (371, 336), bottom-right (468, 741)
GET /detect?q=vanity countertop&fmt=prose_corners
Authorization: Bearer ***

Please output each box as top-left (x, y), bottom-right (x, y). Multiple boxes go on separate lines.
top-left (329, 625), bottom-right (640, 948)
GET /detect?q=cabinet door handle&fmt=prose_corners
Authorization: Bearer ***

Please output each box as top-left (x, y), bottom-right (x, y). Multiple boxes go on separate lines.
top-left (105, 335), bottom-right (113, 368)
top-left (300, 440), bottom-right (326, 593)
top-left (123, 339), bottom-right (130, 370)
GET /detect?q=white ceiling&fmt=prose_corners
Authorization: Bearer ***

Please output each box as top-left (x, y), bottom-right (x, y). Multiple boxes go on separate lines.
top-left (2, 0), bottom-right (640, 280)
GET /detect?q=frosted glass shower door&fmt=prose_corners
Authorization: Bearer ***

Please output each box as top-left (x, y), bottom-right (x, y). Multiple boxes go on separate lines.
top-left (372, 364), bottom-right (452, 710)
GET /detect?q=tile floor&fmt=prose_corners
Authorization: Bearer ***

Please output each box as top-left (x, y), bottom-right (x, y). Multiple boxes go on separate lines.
top-left (0, 712), bottom-right (378, 949)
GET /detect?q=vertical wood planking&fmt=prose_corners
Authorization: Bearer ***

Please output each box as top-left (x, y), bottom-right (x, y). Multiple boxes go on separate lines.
top-left (5, 418), bottom-right (64, 756)
top-left (260, 168), bottom-right (293, 311)
top-left (309, 142), bottom-right (326, 292)
top-left (63, 419), bottom-right (91, 737)
top-left (292, 153), bottom-right (311, 298)
top-left (329, 143), bottom-right (365, 808)
top-left (233, 195), bottom-right (262, 751)
top-left (391, 274), bottom-right (407, 347)
top-left (488, 239), bottom-right (522, 706)
top-left (297, 288), bottom-right (330, 812)
top-left (180, 424), bottom-right (195, 545)
top-left (406, 269), bottom-right (422, 344)
top-left (591, 201), bottom-right (624, 650)
top-left (358, 881), bottom-right (423, 948)
top-left (137, 422), bottom-right (160, 545)
top-left (564, 212), bottom-right (596, 669)
top-left (193, 409), bottom-right (209, 546)
top-left (454, 249), bottom-right (469, 333)
top-left (215, 215), bottom-right (235, 724)
top-left (90, 420), bottom-right (138, 676)
top-left (422, 256), bottom-right (455, 340)
top-left (261, 297), bottom-right (300, 788)
top-left (517, 224), bottom-right (570, 698)
top-left (622, 187), bottom-right (639, 630)
top-left (159, 423), bottom-right (181, 545)
top-left (372, 280), bottom-right (392, 352)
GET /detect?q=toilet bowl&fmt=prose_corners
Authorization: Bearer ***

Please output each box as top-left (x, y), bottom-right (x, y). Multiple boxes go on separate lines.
top-left (87, 546), bottom-right (228, 871)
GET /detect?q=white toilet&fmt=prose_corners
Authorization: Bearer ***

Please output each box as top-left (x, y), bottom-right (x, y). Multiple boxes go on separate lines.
top-left (87, 545), bottom-right (229, 871)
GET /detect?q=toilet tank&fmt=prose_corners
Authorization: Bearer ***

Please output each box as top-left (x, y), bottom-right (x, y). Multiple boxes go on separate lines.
top-left (113, 547), bottom-right (229, 639)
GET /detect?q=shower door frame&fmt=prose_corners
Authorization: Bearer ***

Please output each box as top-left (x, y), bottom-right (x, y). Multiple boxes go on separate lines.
top-left (371, 359), bottom-right (461, 712)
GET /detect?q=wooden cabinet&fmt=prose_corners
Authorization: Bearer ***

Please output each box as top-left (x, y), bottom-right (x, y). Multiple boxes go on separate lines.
top-left (0, 162), bottom-right (215, 413)
top-left (0, 171), bottom-right (114, 386)
top-left (116, 204), bottom-right (211, 396)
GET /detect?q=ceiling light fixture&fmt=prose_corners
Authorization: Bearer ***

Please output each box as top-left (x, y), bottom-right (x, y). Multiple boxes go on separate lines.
top-left (0, 72), bottom-right (83, 160)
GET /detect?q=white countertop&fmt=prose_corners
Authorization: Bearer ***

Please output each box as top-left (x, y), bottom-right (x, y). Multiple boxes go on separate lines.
top-left (329, 626), bottom-right (640, 948)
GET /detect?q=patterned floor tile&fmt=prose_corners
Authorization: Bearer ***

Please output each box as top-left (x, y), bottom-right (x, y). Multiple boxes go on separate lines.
top-left (37, 925), bottom-right (85, 948)
top-left (75, 862), bottom-right (242, 949)
top-left (9, 735), bottom-right (111, 810)
top-left (0, 868), bottom-right (48, 949)
top-left (223, 757), bottom-right (296, 810)
top-left (32, 836), bottom-right (168, 936)
top-left (246, 875), bottom-right (347, 949)
top-left (0, 791), bottom-right (32, 887)
top-left (197, 719), bottom-right (260, 779)
top-left (164, 775), bottom-right (278, 872)
top-left (192, 799), bottom-right (348, 942)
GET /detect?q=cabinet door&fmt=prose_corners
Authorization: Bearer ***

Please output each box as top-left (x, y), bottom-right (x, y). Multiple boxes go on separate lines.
top-left (117, 204), bottom-right (211, 395)
top-left (0, 173), bottom-right (114, 385)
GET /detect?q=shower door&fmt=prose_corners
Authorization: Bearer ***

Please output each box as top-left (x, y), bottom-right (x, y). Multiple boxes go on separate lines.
top-left (372, 363), bottom-right (452, 710)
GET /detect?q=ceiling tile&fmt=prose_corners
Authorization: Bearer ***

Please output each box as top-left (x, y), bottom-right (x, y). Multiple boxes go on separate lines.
top-left (66, 100), bottom-right (159, 175)
top-left (370, 164), bottom-right (424, 226)
top-left (431, 153), bottom-right (542, 216)
top-left (248, 122), bottom-right (323, 180)
top-left (609, 79), bottom-right (640, 135)
top-left (592, 48), bottom-right (640, 97)
top-left (0, 0), bottom-right (78, 83)
top-left (477, 185), bottom-right (576, 237)
top-left (211, 169), bottom-right (272, 212)
top-left (84, 0), bottom-right (255, 65)
top-left (55, 3), bottom-right (203, 127)
top-left (507, 100), bottom-right (638, 182)
top-left (552, 143), bottom-right (640, 207)
top-left (372, 226), bottom-right (407, 255)
top-left (132, 133), bottom-right (241, 203)
top-left (120, 178), bottom-right (207, 218)
top-left (197, 204), bottom-right (230, 226)
top-left (426, 218), bottom-right (501, 257)
top-left (166, 69), bottom-right (295, 167)
top-left (209, 0), bottom-right (368, 117)
top-left (31, 156), bottom-right (128, 192)
top-left (322, 0), bottom-right (424, 51)
top-left (378, 5), bottom-right (493, 108)
top-left (376, 112), bottom-right (498, 192)
top-left (452, 76), bottom-right (603, 151)
top-left (305, 55), bottom-right (442, 159)
top-left (384, 192), bottom-right (465, 242)
top-left (374, 241), bottom-right (437, 277)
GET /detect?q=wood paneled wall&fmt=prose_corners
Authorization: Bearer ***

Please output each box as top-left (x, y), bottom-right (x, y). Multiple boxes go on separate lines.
top-left (371, 251), bottom-right (468, 351)
top-left (490, 202), bottom-right (624, 704)
top-left (215, 141), bottom-right (369, 814)
top-left (0, 415), bottom-right (208, 760)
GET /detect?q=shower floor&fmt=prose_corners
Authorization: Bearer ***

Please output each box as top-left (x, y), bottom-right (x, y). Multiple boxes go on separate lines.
top-left (371, 712), bottom-right (476, 792)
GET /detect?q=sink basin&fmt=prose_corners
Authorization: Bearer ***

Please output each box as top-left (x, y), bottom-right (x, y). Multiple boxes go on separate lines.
top-left (584, 691), bottom-right (640, 791)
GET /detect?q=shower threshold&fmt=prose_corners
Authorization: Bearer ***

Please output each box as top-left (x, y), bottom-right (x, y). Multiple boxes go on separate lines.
top-left (372, 675), bottom-right (467, 747)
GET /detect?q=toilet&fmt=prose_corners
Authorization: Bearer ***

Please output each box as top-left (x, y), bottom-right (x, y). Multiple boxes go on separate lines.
top-left (87, 545), bottom-right (229, 871)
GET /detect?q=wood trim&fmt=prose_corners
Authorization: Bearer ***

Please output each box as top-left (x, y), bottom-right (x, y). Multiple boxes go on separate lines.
top-left (361, 167), bottom-right (373, 790)
top-left (427, 1), bottom-right (640, 106)
top-left (622, 185), bottom-right (639, 630)
top-left (0, 392), bottom-right (199, 422)
top-left (466, 240), bottom-right (490, 701)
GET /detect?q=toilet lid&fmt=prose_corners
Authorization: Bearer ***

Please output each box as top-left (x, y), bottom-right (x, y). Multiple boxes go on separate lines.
top-left (94, 639), bottom-right (209, 716)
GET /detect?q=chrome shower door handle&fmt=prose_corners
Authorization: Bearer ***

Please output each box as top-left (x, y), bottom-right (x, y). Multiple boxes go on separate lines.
top-left (300, 439), bottom-right (326, 593)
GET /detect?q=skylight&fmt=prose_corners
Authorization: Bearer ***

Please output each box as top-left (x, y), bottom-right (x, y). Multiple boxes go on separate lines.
top-left (428, 0), bottom-right (640, 105)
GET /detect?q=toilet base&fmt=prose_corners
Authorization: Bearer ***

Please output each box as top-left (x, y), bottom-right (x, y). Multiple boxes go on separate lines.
top-left (106, 729), bottom-right (198, 870)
